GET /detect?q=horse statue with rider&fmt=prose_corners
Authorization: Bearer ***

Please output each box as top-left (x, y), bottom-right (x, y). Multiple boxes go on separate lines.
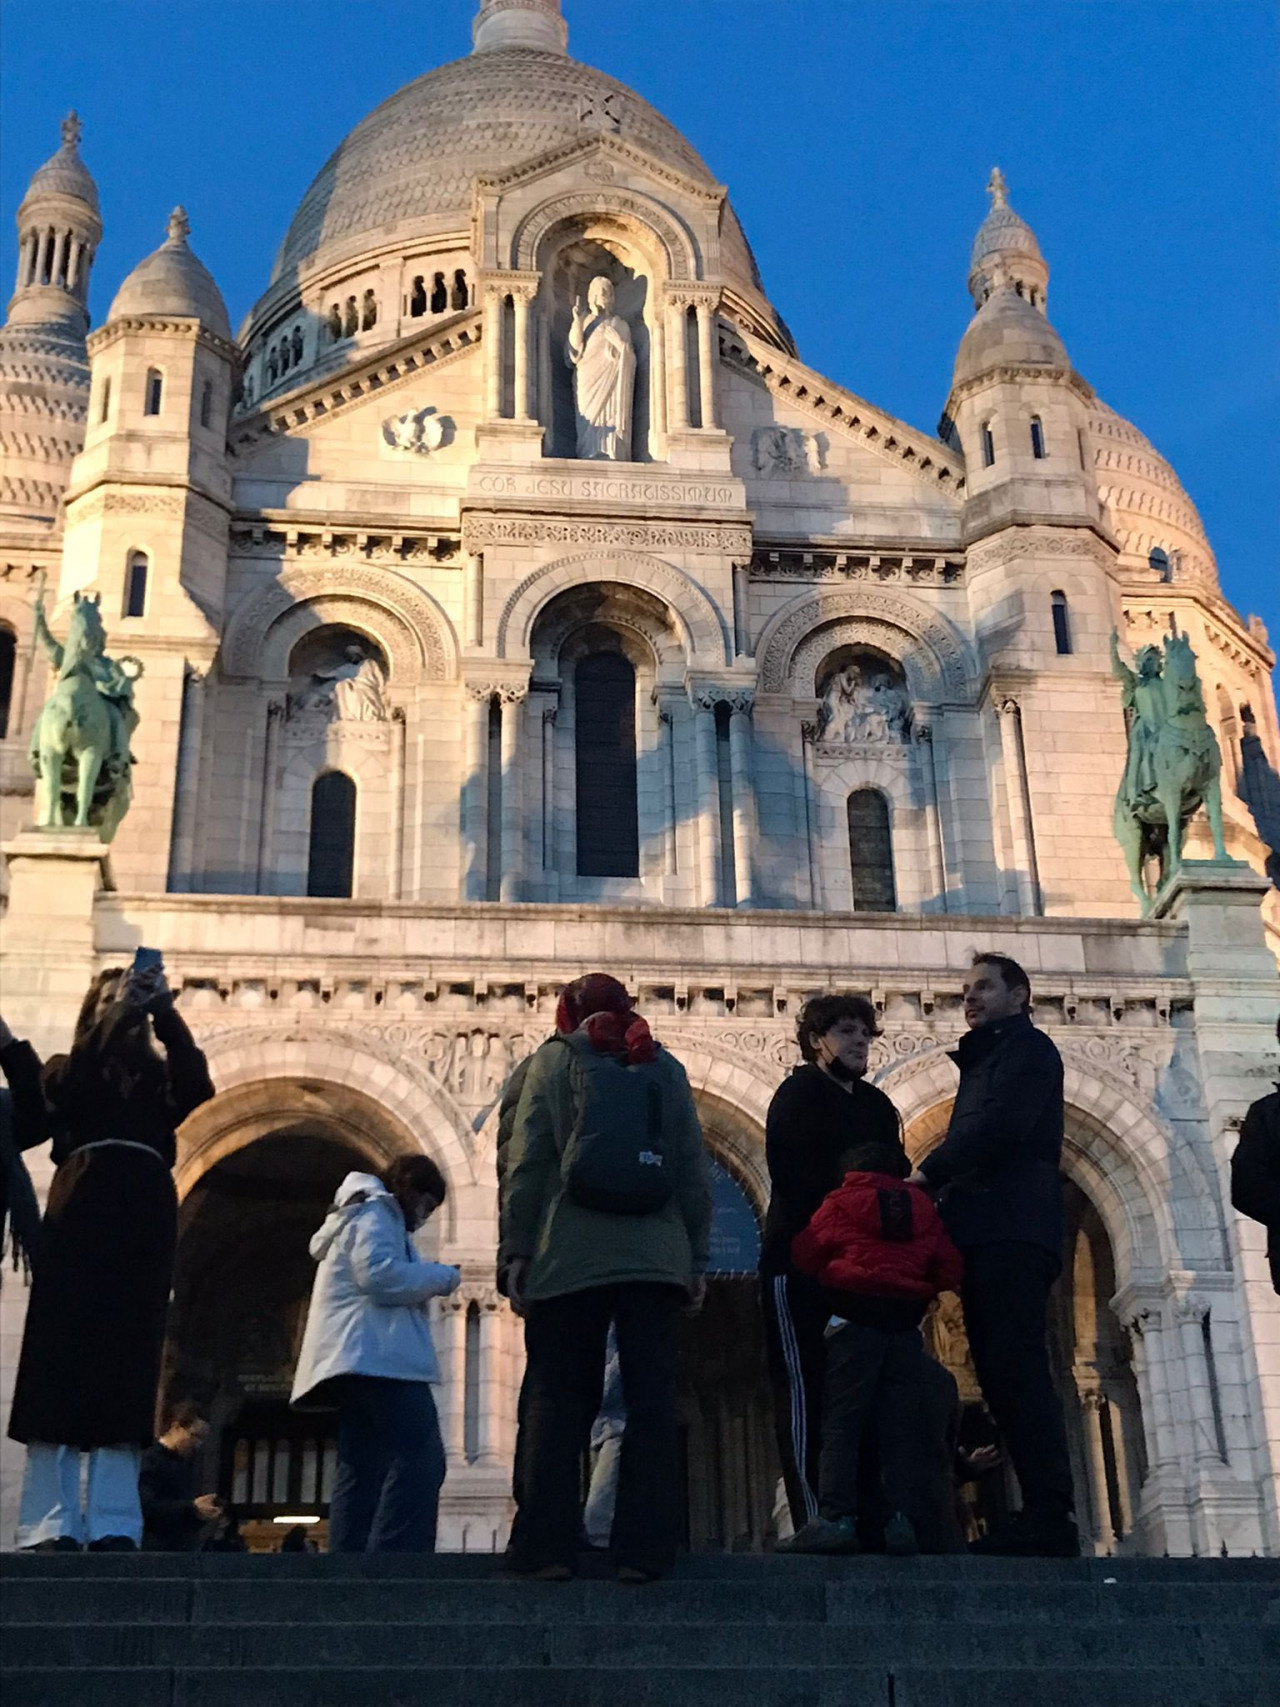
top-left (29, 582), bottom-right (140, 842)
top-left (1111, 624), bottom-right (1228, 912)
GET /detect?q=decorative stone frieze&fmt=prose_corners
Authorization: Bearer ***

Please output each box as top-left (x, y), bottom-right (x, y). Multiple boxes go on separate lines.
top-left (463, 514), bottom-right (751, 555)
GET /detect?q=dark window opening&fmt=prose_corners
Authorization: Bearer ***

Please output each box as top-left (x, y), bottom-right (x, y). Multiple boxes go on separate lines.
top-left (1148, 546), bottom-right (1172, 583)
top-left (343, 297), bottom-right (358, 339)
top-left (1030, 416), bottom-right (1046, 459)
top-left (292, 326), bottom-right (304, 365)
top-left (1051, 590), bottom-right (1072, 655)
top-left (0, 624), bottom-right (16, 739)
top-left (307, 771), bottom-right (356, 898)
top-left (326, 303), bottom-right (343, 342)
top-left (360, 290), bottom-right (377, 331)
top-left (124, 552), bottom-right (149, 619)
top-left (200, 379), bottom-right (214, 429)
top-left (144, 368), bottom-right (163, 416)
top-left (410, 276), bottom-right (427, 318)
top-left (99, 377), bottom-right (111, 424)
top-left (575, 652), bottom-right (639, 877)
top-left (430, 272), bottom-right (448, 314)
top-left (685, 305), bottom-right (702, 428)
top-left (980, 423), bottom-right (995, 467)
top-left (848, 789), bottom-right (896, 913)
top-left (452, 269), bottom-right (469, 311)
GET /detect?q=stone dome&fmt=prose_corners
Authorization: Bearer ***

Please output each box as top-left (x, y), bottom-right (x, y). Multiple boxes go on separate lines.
top-left (970, 197), bottom-right (1041, 272)
top-left (108, 208), bottom-right (231, 340)
top-left (270, 47), bottom-right (762, 296)
top-left (1087, 397), bottom-right (1218, 587)
top-left (952, 288), bottom-right (1069, 390)
top-left (21, 113), bottom-right (100, 218)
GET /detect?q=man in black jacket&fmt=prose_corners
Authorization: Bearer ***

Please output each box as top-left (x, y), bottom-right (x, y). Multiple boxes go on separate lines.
top-left (912, 953), bottom-right (1077, 1557)
top-left (140, 1402), bottom-right (222, 1550)
top-left (1231, 1017), bottom-right (1280, 1295)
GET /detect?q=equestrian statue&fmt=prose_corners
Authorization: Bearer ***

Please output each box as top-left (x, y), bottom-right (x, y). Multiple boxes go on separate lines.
top-left (1110, 626), bottom-right (1228, 912)
top-left (29, 583), bottom-right (140, 842)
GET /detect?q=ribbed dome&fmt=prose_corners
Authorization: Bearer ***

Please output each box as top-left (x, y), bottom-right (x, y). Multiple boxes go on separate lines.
top-left (1087, 397), bottom-right (1218, 585)
top-left (970, 198), bottom-right (1041, 272)
top-left (952, 288), bottom-right (1069, 389)
top-left (108, 208), bottom-right (231, 339)
top-left (21, 113), bottom-right (100, 217)
top-left (271, 48), bottom-right (761, 295)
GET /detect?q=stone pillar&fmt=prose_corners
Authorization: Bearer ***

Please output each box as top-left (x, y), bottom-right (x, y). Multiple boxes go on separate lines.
top-left (499, 687), bottom-right (526, 903)
top-left (512, 287), bottom-right (533, 422)
top-left (483, 287), bottom-right (503, 419)
top-left (731, 562), bottom-right (750, 661)
top-left (540, 704), bottom-right (557, 877)
top-left (658, 704), bottom-right (678, 879)
top-left (695, 300), bottom-right (719, 429)
top-left (1128, 1303), bottom-right (1179, 1478)
top-left (167, 663), bottom-right (208, 892)
top-left (0, 830), bottom-right (112, 1043)
top-left (801, 719), bottom-right (821, 909)
top-left (390, 707), bottom-right (407, 901)
top-left (475, 1295), bottom-right (502, 1467)
top-left (461, 685), bottom-right (491, 902)
top-left (997, 695), bottom-right (1041, 915)
top-left (690, 688), bottom-right (721, 907)
top-left (666, 295), bottom-right (690, 432)
top-left (440, 1297), bottom-right (468, 1461)
top-left (255, 700), bottom-right (283, 896)
top-left (464, 553), bottom-right (484, 650)
top-left (727, 691), bottom-right (757, 908)
top-left (1172, 1291), bottom-right (1224, 1468)
top-left (916, 722), bottom-right (948, 912)
top-left (1079, 1385), bottom-right (1117, 1553)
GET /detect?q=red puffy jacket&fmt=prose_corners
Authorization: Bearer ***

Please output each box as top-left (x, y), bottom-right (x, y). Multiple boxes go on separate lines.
top-left (791, 1172), bottom-right (963, 1301)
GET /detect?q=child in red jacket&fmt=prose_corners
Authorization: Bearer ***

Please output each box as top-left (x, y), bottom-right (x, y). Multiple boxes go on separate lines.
top-left (777, 1142), bottom-right (962, 1556)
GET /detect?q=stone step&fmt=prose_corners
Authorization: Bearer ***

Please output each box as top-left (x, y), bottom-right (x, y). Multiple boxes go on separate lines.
top-left (2, 1616), bottom-right (1274, 1670)
top-left (7, 1666), bottom-right (1280, 1707)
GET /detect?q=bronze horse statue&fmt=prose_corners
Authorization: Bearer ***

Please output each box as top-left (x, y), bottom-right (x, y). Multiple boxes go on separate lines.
top-left (1111, 628), bottom-right (1228, 912)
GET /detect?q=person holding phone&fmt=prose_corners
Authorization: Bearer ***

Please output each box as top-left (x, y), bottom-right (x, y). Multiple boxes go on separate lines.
top-left (9, 956), bottom-right (214, 1551)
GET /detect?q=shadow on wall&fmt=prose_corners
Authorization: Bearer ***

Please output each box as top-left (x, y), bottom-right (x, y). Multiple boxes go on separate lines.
top-left (1239, 710), bottom-right (1280, 888)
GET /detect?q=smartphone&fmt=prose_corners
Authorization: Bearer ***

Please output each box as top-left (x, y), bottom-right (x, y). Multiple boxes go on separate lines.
top-left (132, 946), bottom-right (164, 977)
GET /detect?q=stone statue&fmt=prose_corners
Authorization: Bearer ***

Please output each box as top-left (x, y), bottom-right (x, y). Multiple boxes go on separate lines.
top-left (385, 408), bottom-right (446, 455)
top-left (300, 644), bottom-right (388, 722)
top-left (816, 661), bottom-right (909, 744)
top-left (29, 585), bottom-right (139, 841)
top-left (1111, 628), bottom-right (1228, 910)
top-left (566, 275), bottom-right (636, 461)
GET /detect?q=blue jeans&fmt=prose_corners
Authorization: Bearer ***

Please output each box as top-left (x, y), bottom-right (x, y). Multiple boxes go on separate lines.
top-left (328, 1377), bottom-right (445, 1553)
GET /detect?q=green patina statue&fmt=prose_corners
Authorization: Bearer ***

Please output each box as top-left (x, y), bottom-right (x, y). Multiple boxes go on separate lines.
top-left (29, 584), bottom-right (140, 842)
top-left (1111, 626), bottom-right (1227, 911)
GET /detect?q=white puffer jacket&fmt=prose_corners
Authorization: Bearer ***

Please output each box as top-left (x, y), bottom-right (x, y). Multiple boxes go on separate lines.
top-left (291, 1172), bottom-right (460, 1405)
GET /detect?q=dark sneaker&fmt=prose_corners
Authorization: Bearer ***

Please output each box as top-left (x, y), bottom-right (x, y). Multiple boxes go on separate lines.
top-left (884, 1511), bottom-right (919, 1557)
top-left (25, 1537), bottom-right (81, 1553)
top-left (970, 1512), bottom-right (1080, 1558)
top-left (86, 1536), bottom-right (138, 1553)
top-left (616, 1564), bottom-right (664, 1584)
top-left (775, 1516), bottom-right (860, 1555)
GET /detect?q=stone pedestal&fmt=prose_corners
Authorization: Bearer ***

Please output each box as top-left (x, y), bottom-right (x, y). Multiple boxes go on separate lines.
top-left (0, 828), bottom-right (113, 1049)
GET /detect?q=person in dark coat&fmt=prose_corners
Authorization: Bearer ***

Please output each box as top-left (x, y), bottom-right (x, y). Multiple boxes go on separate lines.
top-left (760, 993), bottom-right (904, 1536)
top-left (0, 1013), bottom-right (48, 1281)
top-left (1231, 1016), bottom-right (1280, 1294)
top-left (140, 1401), bottom-right (223, 1550)
top-left (10, 964), bottom-right (214, 1551)
top-left (911, 952), bottom-right (1077, 1557)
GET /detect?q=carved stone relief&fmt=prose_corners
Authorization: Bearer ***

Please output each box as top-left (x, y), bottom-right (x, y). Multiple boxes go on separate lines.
top-left (382, 408), bottom-right (450, 455)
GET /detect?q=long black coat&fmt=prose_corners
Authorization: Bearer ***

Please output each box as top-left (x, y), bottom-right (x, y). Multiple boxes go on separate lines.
top-left (918, 1013), bottom-right (1065, 1261)
top-left (8, 999), bottom-right (213, 1449)
top-left (1232, 1088), bottom-right (1280, 1293)
top-left (0, 1035), bottom-right (48, 1276)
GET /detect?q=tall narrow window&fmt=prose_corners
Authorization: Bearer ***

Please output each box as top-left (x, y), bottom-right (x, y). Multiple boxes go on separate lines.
top-left (1030, 416), bottom-right (1047, 459)
top-left (307, 771), bottom-right (356, 898)
top-left (0, 623), bottom-right (16, 739)
top-left (452, 269), bottom-right (469, 311)
top-left (409, 276), bottom-right (426, 318)
top-left (1051, 589), bottom-right (1072, 655)
top-left (144, 368), bottom-right (163, 416)
top-left (1148, 546), bottom-right (1171, 583)
top-left (575, 652), bottom-right (639, 877)
top-left (463, 1301), bottom-right (481, 1464)
top-left (980, 422), bottom-right (995, 467)
top-left (124, 552), bottom-right (149, 619)
top-left (99, 376), bottom-right (112, 424)
top-left (847, 790), bottom-right (896, 913)
top-left (1077, 427), bottom-right (1088, 469)
top-left (430, 272), bottom-right (448, 314)
top-left (199, 379), bottom-right (214, 429)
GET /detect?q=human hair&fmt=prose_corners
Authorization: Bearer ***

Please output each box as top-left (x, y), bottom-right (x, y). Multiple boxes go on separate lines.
top-left (970, 952), bottom-right (1032, 1008)
top-left (837, 1141), bottom-right (909, 1179)
top-left (164, 1399), bottom-right (209, 1434)
top-left (380, 1154), bottom-right (447, 1207)
top-left (45, 968), bottom-right (166, 1125)
top-left (796, 993), bottom-right (881, 1064)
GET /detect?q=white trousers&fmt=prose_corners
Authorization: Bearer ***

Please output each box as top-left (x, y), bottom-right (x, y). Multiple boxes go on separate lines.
top-left (16, 1442), bottom-right (143, 1548)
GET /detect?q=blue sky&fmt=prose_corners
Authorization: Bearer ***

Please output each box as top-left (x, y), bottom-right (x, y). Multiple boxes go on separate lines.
top-left (3, 0), bottom-right (1276, 652)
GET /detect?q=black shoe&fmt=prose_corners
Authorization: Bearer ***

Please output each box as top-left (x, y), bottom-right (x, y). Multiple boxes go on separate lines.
top-left (616, 1564), bottom-right (665, 1583)
top-left (25, 1537), bottom-right (82, 1553)
top-left (970, 1511), bottom-right (1080, 1558)
top-left (884, 1512), bottom-right (919, 1558)
top-left (87, 1536), bottom-right (138, 1553)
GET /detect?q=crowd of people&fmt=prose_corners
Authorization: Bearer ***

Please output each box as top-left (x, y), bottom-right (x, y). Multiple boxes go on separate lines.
top-left (1, 953), bottom-right (1277, 1574)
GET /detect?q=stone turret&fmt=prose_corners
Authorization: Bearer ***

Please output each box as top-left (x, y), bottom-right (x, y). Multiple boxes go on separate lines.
top-left (0, 113), bottom-right (102, 528)
top-left (472, 0), bottom-right (568, 54)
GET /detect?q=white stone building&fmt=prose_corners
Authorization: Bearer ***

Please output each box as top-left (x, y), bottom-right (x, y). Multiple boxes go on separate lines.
top-left (2, 0), bottom-right (1278, 1556)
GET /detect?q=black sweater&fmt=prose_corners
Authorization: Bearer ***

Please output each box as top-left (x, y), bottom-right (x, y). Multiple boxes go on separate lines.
top-left (760, 1065), bottom-right (904, 1277)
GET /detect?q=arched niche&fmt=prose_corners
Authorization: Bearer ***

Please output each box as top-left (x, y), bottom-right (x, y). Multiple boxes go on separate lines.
top-left (757, 586), bottom-right (973, 701)
top-left (499, 550), bottom-right (728, 665)
top-left (287, 625), bottom-right (390, 709)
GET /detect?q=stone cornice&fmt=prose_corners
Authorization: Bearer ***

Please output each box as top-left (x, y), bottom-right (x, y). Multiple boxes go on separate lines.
top-left (87, 317), bottom-right (238, 363)
top-left (945, 364), bottom-right (1095, 410)
top-left (473, 132), bottom-right (726, 209)
top-left (463, 511), bottom-right (751, 556)
top-left (228, 521), bottom-right (462, 567)
top-left (750, 547), bottom-right (964, 587)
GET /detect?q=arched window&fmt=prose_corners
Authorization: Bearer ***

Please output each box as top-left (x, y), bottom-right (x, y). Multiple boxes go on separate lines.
top-left (144, 368), bottom-right (163, 416)
top-left (410, 276), bottom-right (427, 318)
top-left (343, 297), bottom-right (359, 338)
top-left (980, 422), bottom-right (995, 467)
top-left (200, 379), bottom-right (214, 429)
top-left (1051, 589), bottom-right (1072, 655)
top-left (307, 771), bottom-right (356, 898)
top-left (361, 290), bottom-right (377, 331)
top-left (326, 303), bottom-right (343, 342)
top-left (575, 652), bottom-right (638, 877)
top-left (99, 376), bottom-right (112, 424)
top-left (452, 269), bottom-right (469, 311)
top-left (291, 325), bottom-right (304, 365)
top-left (1077, 427), bottom-right (1088, 469)
top-left (847, 789), bottom-right (896, 913)
top-left (124, 552), bottom-right (149, 619)
top-left (1030, 416), bottom-right (1047, 459)
top-left (430, 273), bottom-right (447, 314)
top-left (1148, 546), bottom-right (1172, 583)
top-left (0, 623), bottom-right (16, 739)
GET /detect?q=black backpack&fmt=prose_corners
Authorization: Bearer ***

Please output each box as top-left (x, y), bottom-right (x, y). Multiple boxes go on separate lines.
top-left (556, 1035), bottom-right (672, 1216)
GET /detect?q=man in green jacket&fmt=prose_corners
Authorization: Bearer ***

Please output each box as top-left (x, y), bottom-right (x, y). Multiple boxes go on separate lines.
top-left (499, 975), bottom-right (711, 1582)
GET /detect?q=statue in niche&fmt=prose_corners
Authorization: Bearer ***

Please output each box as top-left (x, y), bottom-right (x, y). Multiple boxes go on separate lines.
top-left (816, 658), bottom-right (910, 744)
top-left (297, 644), bottom-right (388, 723)
top-left (565, 275), bottom-right (636, 461)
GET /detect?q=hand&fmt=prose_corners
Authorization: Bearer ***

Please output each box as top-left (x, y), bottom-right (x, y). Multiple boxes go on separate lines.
top-left (0, 1014), bottom-right (13, 1051)
top-left (194, 1494), bottom-right (224, 1521)
top-left (684, 1275), bottom-right (707, 1316)
top-left (507, 1258), bottom-right (529, 1319)
top-left (906, 1168), bottom-right (931, 1191)
top-left (960, 1445), bottom-right (1002, 1479)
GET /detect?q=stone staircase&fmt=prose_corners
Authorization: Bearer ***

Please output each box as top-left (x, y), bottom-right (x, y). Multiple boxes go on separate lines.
top-left (2, 1549), bottom-right (1277, 1706)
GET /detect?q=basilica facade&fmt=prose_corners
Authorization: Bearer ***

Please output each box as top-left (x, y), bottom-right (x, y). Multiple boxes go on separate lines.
top-left (2, 0), bottom-right (1279, 1557)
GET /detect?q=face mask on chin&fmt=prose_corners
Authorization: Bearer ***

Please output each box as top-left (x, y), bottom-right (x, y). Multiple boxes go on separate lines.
top-left (823, 1052), bottom-right (858, 1082)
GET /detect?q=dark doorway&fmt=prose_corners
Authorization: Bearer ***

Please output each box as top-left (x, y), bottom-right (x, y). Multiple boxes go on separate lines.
top-left (575, 652), bottom-right (639, 876)
top-left (308, 770), bottom-right (356, 897)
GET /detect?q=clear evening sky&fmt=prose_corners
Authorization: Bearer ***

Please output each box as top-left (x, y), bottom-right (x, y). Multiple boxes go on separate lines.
top-left (2, 0), bottom-right (1276, 653)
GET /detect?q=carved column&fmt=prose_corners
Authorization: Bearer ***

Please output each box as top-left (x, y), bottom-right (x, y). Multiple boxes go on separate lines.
top-left (1128, 1305), bottom-right (1178, 1474)
top-left (541, 704), bottom-right (557, 876)
top-left (658, 703), bottom-right (678, 878)
top-left (801, 719), bottom-right (821, 909)
top-left (390, 707), bottom-right (407, 901)
top-left (167, 663), bottom-right (208, 892)
top-left (727, 690), bottom-right (757, 908)
top-left (915, 723), bottom-right (948, 911)
top-left (461, 684), bottom-right (492, 902)
top-left (464, 552), bottom-right (484, 650)
top-left (482, 286), bottom-right (503, 419)
top-left (439, 1295), bottom-right (468, 1461)
top-left (255, 700), bottom-right (283, 896)
top-left (512, 285), bottom-right (535, 422)
top-left (731, 561), bottom-right (750, 661)
top-left (499, 685), bottom-right (527, 903)
top-left (695, 299), bottom-right (719, 429)
top-left (475, 1292), bottom-right (503, 1466)
top-left (666, 293), bottom-right (690, 432)
top-left (997, 695), bottom-right (1042, 916)
top-left (1078, 1384), bottom-right (1116, 1552)
top-left (690, 686), bottom-right (722, 906)
top-left (1173, 1292), bottom-right (1223, 1466)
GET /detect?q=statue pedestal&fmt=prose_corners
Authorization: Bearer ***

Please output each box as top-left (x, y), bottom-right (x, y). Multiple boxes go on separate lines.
top-left (0, 828), bottom-right (114, 1043)
top-left (666, 427), bottom-right (734, 473)
top-left (473, 420), bottom-right (547, 463)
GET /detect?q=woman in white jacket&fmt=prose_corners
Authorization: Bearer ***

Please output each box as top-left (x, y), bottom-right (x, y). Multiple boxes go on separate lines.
top-left (292, 1155), bottom-right (459, 1552)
